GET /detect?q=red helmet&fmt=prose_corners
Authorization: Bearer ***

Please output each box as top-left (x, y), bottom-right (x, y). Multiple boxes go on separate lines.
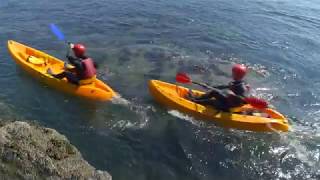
top-left (73, 43), bottom-right (86, 57)
top-left (232, 64), bottom-right (247, 80)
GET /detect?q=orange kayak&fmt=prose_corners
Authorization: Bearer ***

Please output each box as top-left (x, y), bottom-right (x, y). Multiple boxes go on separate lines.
top-left (7, 40), bottom-right (116, 101)
top-left (149, 80), bottom-right (290, 132)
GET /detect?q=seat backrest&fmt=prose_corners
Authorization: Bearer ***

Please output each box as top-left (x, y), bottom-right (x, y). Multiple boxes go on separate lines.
top-left (25, 48), bottom-right (35, 56)
top-left (18, 52), bottom-right (27, 60)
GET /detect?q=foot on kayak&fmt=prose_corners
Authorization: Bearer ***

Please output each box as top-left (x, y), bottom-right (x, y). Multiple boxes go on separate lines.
top-left (185, 89), bottom-right (196, 101)
top-left (46, 68), bottom-right (54, 76)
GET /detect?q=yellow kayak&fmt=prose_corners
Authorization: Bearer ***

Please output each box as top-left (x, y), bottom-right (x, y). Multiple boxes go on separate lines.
top-left (149, 80), bottom-right (290, 132)
top-left (7, 40), bottom-right (116, 101)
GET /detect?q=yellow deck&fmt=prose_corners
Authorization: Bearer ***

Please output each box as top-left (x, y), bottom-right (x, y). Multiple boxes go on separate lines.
top-left (149, 80), bottom-right (289, 132)
top-left (7, 40), bottom-right (116, 101)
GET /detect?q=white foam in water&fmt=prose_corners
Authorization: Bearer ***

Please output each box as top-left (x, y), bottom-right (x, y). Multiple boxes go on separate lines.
top-left (111, 120), bottom-right (135, 131)
top-left (168, 110), bottom-right (202, 126)
top-left (256, 87), bottom-right (274, 91)
top-left (110, 94), bottom-right (149, 129)
top-left (130, 105), bottom-right (149, 129)
top-left (277, 134), bottom-right (318, 169)
top-left (268, 136), bottom-right (318, 180)
top-left (266, 113), bottom-right (320, 178)
top-left (111, 94), bottom-right (131, 106)
top-left (277, 168), bottom-right (292, 179)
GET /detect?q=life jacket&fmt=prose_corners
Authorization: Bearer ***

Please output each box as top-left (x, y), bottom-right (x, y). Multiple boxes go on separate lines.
top-left (229, 80), bottom-right (248, 97)
top-left (218, 87), bottom-right (246, 108)
top-left (81, 58), bottom-right (96, 79)
top-left (226, 93), bottom-right (245, 108)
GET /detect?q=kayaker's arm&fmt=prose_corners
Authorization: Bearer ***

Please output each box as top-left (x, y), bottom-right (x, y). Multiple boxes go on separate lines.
top-left (213, 84), bottom-right (229, 89)
top-left (193, 82), bottom-right (229, 90)
top-left (192, 81), bottom-right (214, 90)
top-left (66, 55), bottom-right (84, 71)
top-left (66, 55), bottom-right (79, 65)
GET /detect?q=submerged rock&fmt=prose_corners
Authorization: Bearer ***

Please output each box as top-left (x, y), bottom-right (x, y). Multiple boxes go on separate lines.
top-left (0, 121), bottom-right (112, 180)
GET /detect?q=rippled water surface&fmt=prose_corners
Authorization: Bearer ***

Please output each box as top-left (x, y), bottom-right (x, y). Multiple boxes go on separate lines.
top-left (1, 0), bottom-right (320, 179)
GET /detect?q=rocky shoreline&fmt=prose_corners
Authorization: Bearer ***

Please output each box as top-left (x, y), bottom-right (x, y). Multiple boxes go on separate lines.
top-left (0, 120), bottom-right (112, 180)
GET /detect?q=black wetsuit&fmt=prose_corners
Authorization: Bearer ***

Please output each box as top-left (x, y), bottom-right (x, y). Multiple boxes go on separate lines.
top-left (216, 80), bottom-right (248, 96)
top-left (52, 55), bottom-right (97, 85)
top-left (190, 80), bottom-right (248, 111)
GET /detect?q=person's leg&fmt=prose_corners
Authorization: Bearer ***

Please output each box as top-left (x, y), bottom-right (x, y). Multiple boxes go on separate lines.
top-left (49, 70), bottom-right (80, 85)
top-left (193, 98), bottom-right (229, 111)
top-left (47, 68), bottom-right (66, 79)
top-left (195, 88), bottom-right (225, 101)
top-left (188, 88), bottom-right (230, 111)
top-left (52, 72), bottom-right (67, 79)
top-left (212, 100), bottom-right (229, 112)
top-left (64, 71), bottom-right (80, 85)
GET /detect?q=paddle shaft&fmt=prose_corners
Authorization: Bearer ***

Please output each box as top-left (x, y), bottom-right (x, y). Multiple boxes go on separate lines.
top-left (49, 24), bottom-right (73, 58)
top-left (191, 81), bottom-right (214, 90)
top-left (189, 80), bottom-right (267, 108)
top-left (175, 72), bottom-right (268, 109)
top-left (66, 43), bottom-right (73, 57)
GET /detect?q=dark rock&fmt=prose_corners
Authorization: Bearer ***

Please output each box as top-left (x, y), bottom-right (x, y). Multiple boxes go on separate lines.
top-left (0, 121), bottom-right (112, 180)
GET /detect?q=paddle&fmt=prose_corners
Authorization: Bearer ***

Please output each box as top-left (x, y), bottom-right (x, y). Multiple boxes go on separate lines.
top-left (176, 72), bottom-right (268, 109)
top-left (50, 24), bottom-right (65, 41)
top-left (49, 23), bottom-right (73, 56)
top-left (176, 72), bottom-right (213, 89)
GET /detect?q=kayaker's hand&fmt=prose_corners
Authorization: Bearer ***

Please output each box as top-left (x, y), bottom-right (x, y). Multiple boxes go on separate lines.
top-left (64, 62), bottom-right (68, 69)
top-left (67, 42), bottom-right (74, 49)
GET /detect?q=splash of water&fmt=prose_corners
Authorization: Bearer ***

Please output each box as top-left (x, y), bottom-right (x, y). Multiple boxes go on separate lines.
top-left (111, 94), bottom-right (150, 129)
top-left (111, 94), bottom-right (131, 106)
top-left (167, 110), bottom-right (203, 126)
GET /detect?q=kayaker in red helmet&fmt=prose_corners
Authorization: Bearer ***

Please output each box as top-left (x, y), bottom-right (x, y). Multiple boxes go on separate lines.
top-left (47, 43), bottom-right (97, 85)
top-left (187, 64), bottom-right (250, 111)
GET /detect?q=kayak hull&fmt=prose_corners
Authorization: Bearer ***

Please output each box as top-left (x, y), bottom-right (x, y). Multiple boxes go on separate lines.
top-left (149, 80), bottom-right (289, 132)
top-left (7, 40), bottom-right (116, 101)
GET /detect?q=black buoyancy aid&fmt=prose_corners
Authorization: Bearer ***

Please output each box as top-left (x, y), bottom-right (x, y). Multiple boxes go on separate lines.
top-left (229, 80), bottom-right (248, 97)
top-left (225, 81), bottom-right (249, 107)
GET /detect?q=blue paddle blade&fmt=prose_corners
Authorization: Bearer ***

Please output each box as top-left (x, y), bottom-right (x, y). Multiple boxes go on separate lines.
top-left (50, 23), bottom-right (65, 41)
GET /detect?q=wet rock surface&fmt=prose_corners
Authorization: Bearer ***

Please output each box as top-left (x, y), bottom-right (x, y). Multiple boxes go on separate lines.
top-left (0, 121), bottom-right (112, 180)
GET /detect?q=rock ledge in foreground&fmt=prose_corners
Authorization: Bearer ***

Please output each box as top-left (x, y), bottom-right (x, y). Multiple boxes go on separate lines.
top-left (0, 121), bottom-right (111, 180)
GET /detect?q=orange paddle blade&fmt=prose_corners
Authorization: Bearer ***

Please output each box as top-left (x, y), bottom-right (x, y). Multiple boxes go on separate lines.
top-left (176, 72), bottom-right (191, 83)
top-left (244, 97), bottom-right (268, 109)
